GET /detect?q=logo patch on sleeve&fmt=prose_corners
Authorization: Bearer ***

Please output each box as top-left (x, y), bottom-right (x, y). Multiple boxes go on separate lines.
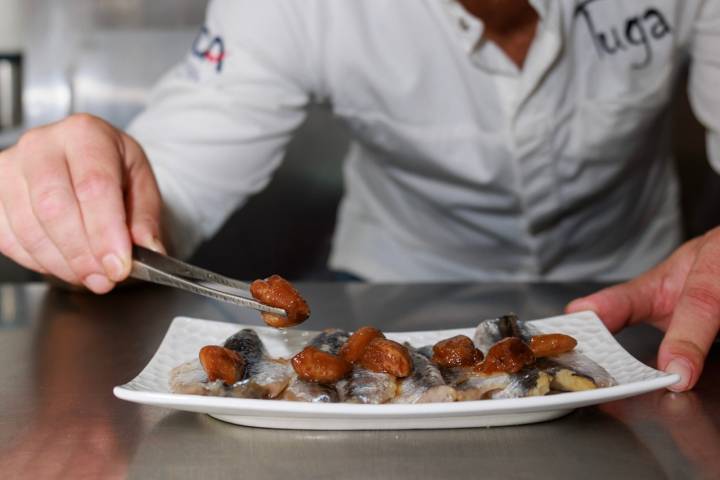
top-left (191, 26), bottom-right (226, 72)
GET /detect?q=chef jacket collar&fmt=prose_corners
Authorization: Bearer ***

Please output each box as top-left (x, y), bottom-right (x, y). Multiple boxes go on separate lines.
top-left (439, 0), bottom-right (553, 69)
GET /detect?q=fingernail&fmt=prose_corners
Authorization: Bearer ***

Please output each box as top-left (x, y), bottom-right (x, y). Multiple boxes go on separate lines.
top-left (102, 253), bottom-right (126, 281)
top-left (148, 237), bottom-right (166, 254)
top-left (85, 273), bottom-right (113, 294)
top-left (665, 358), bottom-right (692, 392)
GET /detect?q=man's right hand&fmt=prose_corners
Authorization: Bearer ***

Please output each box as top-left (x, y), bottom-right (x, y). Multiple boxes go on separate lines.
top-left (0, 114), bottom-right (164, 293)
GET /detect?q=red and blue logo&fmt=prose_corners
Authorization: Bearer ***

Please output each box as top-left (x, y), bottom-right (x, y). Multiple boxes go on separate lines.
top-left (192, 26), bottom-right (225, 72)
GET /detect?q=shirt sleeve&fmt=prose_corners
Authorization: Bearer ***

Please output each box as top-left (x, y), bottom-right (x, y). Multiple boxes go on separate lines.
top-left (688, 0), bottom-right (720, 173)
top-left (127, 0), bottom-right (317, 258)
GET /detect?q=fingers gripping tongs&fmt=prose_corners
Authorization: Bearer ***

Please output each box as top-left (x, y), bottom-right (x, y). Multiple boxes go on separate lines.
top-left (129, 245), bottom-right (287, 318)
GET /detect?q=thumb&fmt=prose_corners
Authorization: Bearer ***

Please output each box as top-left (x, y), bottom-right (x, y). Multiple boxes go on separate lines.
top-left (658, 286), bottom-right (720, 392)
top-left (658, 231), bottom-right (720, 392)
top-left (122, 135), bottom-right (166, 254)
top-left (659, 331), bottom-right (708, 393)
top-left (659, 297), bottom-right (718, 392)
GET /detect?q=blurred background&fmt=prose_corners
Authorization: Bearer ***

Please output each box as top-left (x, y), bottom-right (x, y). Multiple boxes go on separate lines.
top-left (0, 0), bottom-right (717, 282)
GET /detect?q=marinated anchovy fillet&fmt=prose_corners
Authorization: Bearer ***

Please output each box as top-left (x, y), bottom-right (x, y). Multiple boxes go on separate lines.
top-left (283, 329), bottom-right (352, 401)
top-left (336, 367), bottom-right (397, 404)
top-left (536, 356), bottom-right (614, 390)
top-left (444, 366), bottom-right (551, 400)
top-left (417, 345), bottom-right (433, 359)
top-left (224, 329), bottom-right (265, 366)
top-left (310, 329), bottom-right (350, 355)
top-left (474, 314), bottom-right (525, 352)
top-left (440, 365), bottom-right (506, 400)
top-left (438, 366), bottom-right (468, 388)
top-left (393, 345), bottom-right (456, 403)
top-left (488, 368), bottom-right (552, 399)
top-left (518, 320), bottom-right (615, 389)
top-left (456, 373), bottom-right (513, 400)
top-left (474, 315), bottom-right (615, 389)
top-left (169, 359), bottom-right (226, 396)
top-left (282, 374), bottom-right (339, 403)
top-left (227, 358), bottom-right (293, 399)
top-left (223, 329), bottom-right (293, 398)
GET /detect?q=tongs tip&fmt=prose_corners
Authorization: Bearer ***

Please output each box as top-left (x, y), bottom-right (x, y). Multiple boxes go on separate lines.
top-left (130, 245), bottom-right (288, 317)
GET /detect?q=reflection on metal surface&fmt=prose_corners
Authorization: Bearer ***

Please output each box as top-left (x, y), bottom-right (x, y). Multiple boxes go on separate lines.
top-left (0, 288), bottom-right (144, 479)
top-left (0, 285), bottom-right (16, 325)
top-left (127, 408), bottom-right (666, 480)
top-left (0, 284), bottom-right (40, 328)
top-left (600, 389), bottom-right (720, 478)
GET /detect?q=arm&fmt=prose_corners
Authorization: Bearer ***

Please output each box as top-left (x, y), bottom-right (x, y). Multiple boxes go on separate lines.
top-left (0, 0), bottom-right (316, 292)
top-left (128, 0), bottom-right (316, 258)
top-left (567, 0), bottom-right (720, 392)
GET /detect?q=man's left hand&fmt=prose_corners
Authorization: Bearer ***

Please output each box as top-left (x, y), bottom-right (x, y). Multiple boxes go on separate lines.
top-left (566, 227), bottom-right (720, 392)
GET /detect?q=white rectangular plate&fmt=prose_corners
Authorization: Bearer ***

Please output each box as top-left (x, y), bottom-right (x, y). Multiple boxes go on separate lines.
top-left (114, 311), bottom-right (679, 430)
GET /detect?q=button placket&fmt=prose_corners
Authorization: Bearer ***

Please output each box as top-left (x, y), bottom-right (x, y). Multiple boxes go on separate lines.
top-left (510, 111), bottom-right (559, 275)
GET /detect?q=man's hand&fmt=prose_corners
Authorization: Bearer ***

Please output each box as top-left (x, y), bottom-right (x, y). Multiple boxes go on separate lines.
top-left (566, 227), bottom-right (720, 392)
top-left (0, 114), bottom-right (164, 293)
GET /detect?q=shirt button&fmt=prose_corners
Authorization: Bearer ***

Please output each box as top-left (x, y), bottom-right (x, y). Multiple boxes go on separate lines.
top-left (458, 17), bottom-right (469, 31)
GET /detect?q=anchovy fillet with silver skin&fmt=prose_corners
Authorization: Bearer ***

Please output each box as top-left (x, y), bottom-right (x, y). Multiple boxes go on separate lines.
top-left (474, 315), bottom-right (616, 390)
top-left (168, 359), bottom-right (226, 396)
top-left (393, 344), bottom-right (456, 403)
top-left (416, 345), bottom-right (434, 359)
top-left (281, 374), bottom-right (339, 403)
top-left (474, 314), bottom-right (525, 352)
top-left (223, 329), bottom-right (265, 372)
top-left (453, 372), bottom-right (512, 401)
top-left (536, 357), bottom-right (613, 390)
top-left (423, 346), bottom-right (543, 402)
top-left (280, 329), bottom-right (352, 402)
top-left (336, 367), bottom-right (397, 404)
top-left (442, 365), bottom-right (551, 400)
top-left (488, 368), bottom-right (552, 399)
top-left (223, 329), bottom-right (293, 398)
top-left (310, 329), bottom-right (398, 404)
top-left (309, 329), bottom-right (350, 355)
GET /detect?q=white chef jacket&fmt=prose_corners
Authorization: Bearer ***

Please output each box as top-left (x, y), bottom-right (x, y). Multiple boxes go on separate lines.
top-left (127, 0), bottom-right (720, 282)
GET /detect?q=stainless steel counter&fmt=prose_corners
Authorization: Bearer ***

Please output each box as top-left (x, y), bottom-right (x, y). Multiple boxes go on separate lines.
top-left (0, 282), bottom-right (717, 479)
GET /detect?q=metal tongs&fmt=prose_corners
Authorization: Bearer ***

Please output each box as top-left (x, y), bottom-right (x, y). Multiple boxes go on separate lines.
top-left (129, 245), bottom-right (287, 318)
